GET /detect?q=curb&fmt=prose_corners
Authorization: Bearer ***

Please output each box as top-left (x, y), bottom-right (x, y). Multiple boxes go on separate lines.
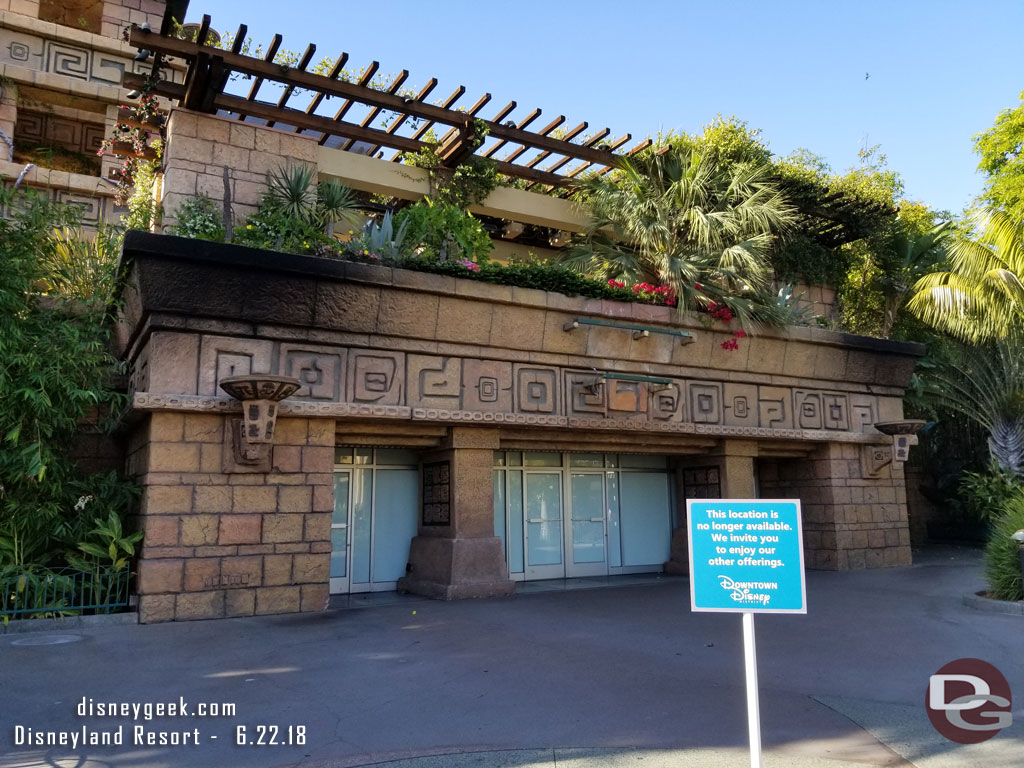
top-left (1, 611), bottom-right (139, 635)
top-left (962, 590), bottom-right (1024, 616)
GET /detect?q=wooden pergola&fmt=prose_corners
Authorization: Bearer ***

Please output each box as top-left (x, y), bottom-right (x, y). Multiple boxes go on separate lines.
top-left (124, 5), bottom-right (652, 193)
top-left (124, 1), bottom-right (894, 248)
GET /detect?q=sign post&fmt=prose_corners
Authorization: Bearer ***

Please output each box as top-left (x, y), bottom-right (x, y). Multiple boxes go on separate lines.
top-left (687, 499), bottom-right (806, 768)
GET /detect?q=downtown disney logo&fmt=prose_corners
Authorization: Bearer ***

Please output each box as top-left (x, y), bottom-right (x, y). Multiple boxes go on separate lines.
top-left (717, 575), bottom-right (776, 606)
top-left (926, 658), bottom-right (1014, 744)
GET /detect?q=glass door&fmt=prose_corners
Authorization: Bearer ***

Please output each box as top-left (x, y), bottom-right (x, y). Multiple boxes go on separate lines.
top-left (330, 470), bottom-right (351, 594)
top-left (567, 472), bottom-right (608, 577)
top-left (524, 472), bottom-right (564, 579)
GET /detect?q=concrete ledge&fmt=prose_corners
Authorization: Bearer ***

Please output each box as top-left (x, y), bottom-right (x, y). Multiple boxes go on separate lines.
top-left (963, 590), bottom-right (1024, 615)
top-left (1, 611), bottom-right (138, 634)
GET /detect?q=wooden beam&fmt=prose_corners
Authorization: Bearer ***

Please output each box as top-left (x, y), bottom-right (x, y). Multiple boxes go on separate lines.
top-left (131, 29), bottom-right (465, 127)
top-left (319, 60), bottom-right (379, 145)
top-left (491, 159), bottom-right (571, 188)
top-left (500, 115), bottom-right (564, 165)
top-left (363, 76), bottom-right (437, 155)
top-left (266, 43), bottom-right (317, 127)
top-left (518, 119), bottom-right (582, 169)
top-left (238, 33), bottom-right (282, 120)
top-left (299, 52), bottom-right (348, 130)
top-left (216, 92), bottom-right (425, 153)
top-left (481, 107), bottom-right (541, 159)
top-left (339, 69), bottom-right (409, 153)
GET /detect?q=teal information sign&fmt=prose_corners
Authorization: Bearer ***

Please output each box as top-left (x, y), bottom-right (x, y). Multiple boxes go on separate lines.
top-left (687, 499), bottom-right (806, 613)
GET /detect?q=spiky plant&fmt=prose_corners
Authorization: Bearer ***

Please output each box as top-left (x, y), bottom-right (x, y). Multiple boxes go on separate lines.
top-left (563, 145), bottom-right (797, 328)
top-left (264, 164), bottom-right (317, 222)
top-left (316, 178), bottom-right (358, 238)
top-left (909, 208), bottom-right (1024, 342)
top-left (920, 335), bottom-right (1024, 474)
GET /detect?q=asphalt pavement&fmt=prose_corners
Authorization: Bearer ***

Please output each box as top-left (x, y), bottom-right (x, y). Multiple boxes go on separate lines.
top-left (1, 545), bottom-right (1020, 768)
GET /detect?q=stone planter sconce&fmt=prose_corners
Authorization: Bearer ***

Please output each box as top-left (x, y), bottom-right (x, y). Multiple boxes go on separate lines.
top-left (219, 374), bottom-right (301, 465)
top-left (862, 420), bottom-right (926, 476)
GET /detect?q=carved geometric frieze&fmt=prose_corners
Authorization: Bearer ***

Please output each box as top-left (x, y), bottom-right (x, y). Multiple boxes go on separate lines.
top-left (565, 370), bottom-right (605, 417)
top-left (45, 41), bottom-right (89, 80)
top-left (347, 351), bottom-right (404, 406)
top-left (408, 355), bottom-right (462, 409)
top-left (823, 393), bottom-right (850, 431)
top-left (462, 359), bottom-right (513, 412)
top-left (849, 394), bottom-right (878, 432)
top-left (688, 382), bottom-right (722, 424)
top-left (794, 389), bottom-right (823, 430)
top-left (757, 386), bottom-right (794, 430)
top-left (515, 365), bottom-right (559, 414)
top-left (722, 383), bottom-right (759, 428)
top-left (651, 381), bottom-right (684, 422)
top-left (279, 344), bottom-right (346, 401)
top-left (198, 336), bottom-right (274, 396)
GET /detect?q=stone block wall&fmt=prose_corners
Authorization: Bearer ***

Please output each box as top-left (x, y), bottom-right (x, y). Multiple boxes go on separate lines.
top-left (100, 0), bottom-right (164, 40)
top-left (161, 110), bottom-right (319, 234)
top-left (758, 443), bottom-right (911, 569)
top-left (0, 0), bottom-right (40, 18)
top-left (130, 412), bottom-right (335, 623)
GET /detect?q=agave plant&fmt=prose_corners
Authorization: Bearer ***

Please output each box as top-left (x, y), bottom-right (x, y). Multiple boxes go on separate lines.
top-left (362, 211), bottom-right (410, 261)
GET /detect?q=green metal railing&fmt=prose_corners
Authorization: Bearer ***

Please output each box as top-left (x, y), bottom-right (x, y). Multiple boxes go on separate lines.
top-left (1, 566), bottom-right (133, 620)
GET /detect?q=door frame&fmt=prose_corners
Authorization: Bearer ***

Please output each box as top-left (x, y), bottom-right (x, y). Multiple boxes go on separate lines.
top-left (565, 469), bottom-right (610, 578)
top-left (522, 470), bottom-right (566, 581)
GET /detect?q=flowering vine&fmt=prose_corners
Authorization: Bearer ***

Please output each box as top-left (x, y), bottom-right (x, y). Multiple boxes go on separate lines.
top-left (606, 279), bottom-right (676, 306)
top-left (97, 76), bottom-right (164, 205)
top-left (694, 283), bottom-right (747, 351)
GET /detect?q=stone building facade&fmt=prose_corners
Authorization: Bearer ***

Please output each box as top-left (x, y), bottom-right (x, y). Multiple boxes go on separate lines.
top-left (118, 214), bottom-right (921, 622)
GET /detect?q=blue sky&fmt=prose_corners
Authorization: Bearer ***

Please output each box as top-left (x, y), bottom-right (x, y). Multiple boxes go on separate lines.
top-left (184, 0), bottom-right (1023, 215)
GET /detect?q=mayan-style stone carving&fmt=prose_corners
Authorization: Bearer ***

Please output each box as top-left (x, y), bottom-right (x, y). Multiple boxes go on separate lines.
top-left (408, 355), bottom-right (461, 409)
top-left (462, 360), bottom-right (513, 412)
top-left (651, 382), bottom-right (684, 422)
top-left (723, 383), bottom-right (759, 427)
top-left (795, 390), bottom-right (824, 430)
top-left (199, 337), bottom-right (274, 396)
top-left (348, 352), bottom-right (404, 405)
top-left (566, 371), bottom-right (605, 417)
top-left (688, 382), bottom-right (722, 424)
top-left (758, 386), bottom-right (794, 430)
top-left (823, 393), bottom-right (850, 431)
top-left (515, 366), bottom-right (558, 414)
top-left (280, 346), bottom-right (346, 401)
top-left (849, 394), bottom-right (878, 432)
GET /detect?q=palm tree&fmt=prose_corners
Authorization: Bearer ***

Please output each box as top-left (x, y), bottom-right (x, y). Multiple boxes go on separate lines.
top-left (563, 145), bottom-right (796, 325)
top-left (874, 221), bottom-right (951, 337)
top-left (909, 208), bottom-right (1024, 342)
top-left (919, 336), bottom-right (1024, 474)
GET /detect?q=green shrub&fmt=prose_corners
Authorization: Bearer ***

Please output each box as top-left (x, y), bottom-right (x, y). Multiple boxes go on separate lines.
top-left (0, 187), bottom-right (137, 569)
top-left (985, 492), bottom-right (1024, 601)
top-left (170, 194), bottom-right (224, 241)
top-left (958, 460), bottom-right (1022, 523)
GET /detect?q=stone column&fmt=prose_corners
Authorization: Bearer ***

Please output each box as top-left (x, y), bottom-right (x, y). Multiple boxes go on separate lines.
top-left (758, 442), bottom-right (911, 570)
top-left (664, 441), bottom-right (756, 573)
top-left (0, 82), bottom-right (16, 162)
top-left (133, 413), bottom-right (335, 623)
top-left (398, 428), bottom-right (514, 599)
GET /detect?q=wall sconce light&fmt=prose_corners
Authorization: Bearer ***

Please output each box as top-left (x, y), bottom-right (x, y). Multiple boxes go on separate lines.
top-left (220, 374), bottom-right (301, 465)
top-left (502, 220), bottom-right (525, 239)
top-left (548, 230), bottom-right (570, 248)
top-left (873, 420), bottom-right (926, 462)
top-left (862, 420), bottom-right (926, 476)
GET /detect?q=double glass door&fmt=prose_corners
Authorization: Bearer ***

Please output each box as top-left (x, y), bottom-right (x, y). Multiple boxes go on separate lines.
top-left (495, 452), bottom-right (673, 581)
top-left (331, 448), bottom-right (418, 594)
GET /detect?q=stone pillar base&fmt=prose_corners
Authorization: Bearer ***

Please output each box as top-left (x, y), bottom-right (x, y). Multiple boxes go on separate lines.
top-left (663, 528), bottom-right (690, 575)
top-left (397, 536), bottom-right (515, 600)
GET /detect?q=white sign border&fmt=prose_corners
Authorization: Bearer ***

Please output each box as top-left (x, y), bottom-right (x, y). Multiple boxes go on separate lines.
top-left (686, 498), bottom-right (807, 614)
